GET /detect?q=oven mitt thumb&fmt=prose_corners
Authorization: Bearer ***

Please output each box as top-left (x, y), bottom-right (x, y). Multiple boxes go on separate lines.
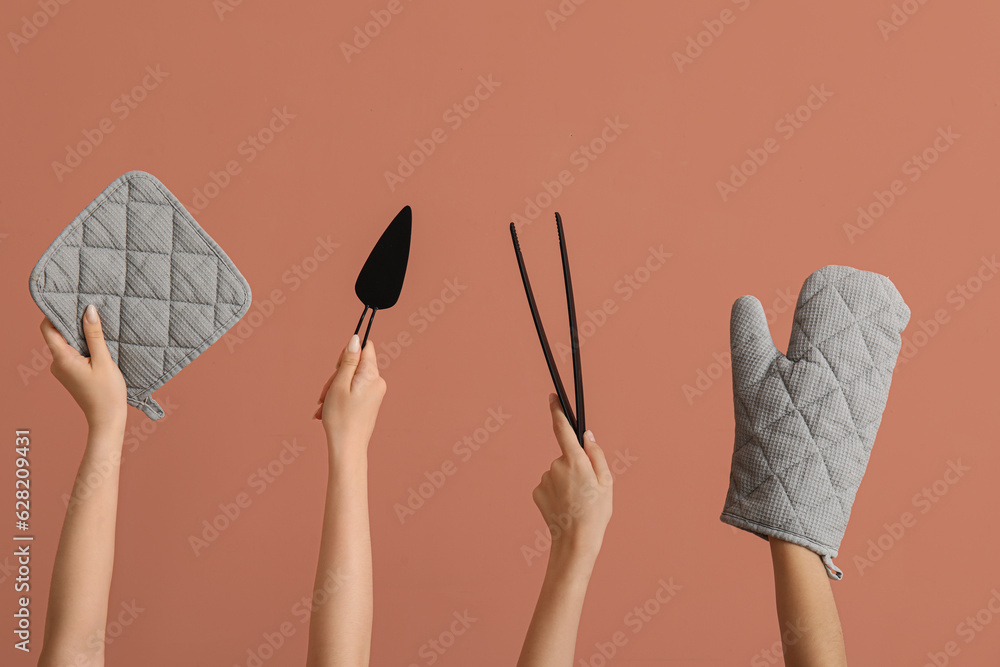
top-left (720, 265), bottom-right (910, 580)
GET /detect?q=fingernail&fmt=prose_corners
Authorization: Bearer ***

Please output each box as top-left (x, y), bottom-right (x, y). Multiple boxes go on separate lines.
top-left (85, 304), bottom-right (98, 323)
top-left (549, 393), bottom-right (557, 404)
top-left (348, 334), bottom-right (361, 353)
top-left (584, 430), bottom-right (595, 442)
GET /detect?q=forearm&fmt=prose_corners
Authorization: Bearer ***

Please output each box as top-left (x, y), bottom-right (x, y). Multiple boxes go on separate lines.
top-left (517, 550), bottom-right (595, 667)
top-left (39, 424), bottom-right (125, 667)
top-left (306, 445), bottom-right (372, 667)
top-left (770, 539), bottom-right (847, 667)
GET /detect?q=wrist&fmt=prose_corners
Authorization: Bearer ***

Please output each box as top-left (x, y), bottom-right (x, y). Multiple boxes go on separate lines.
top-left (547, 541), bottom-right (599, 580)
top-left (326, 437), bottom-right (369, 471)
top-left (86, 418), bottom-right (126, 447)
top-left (542, 553), bottom-right (595, 601)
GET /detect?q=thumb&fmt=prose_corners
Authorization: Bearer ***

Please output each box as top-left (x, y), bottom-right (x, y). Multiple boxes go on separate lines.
top-left (333, 334), bottom-right (363, 391)
top-left (730, 295), bottom-right (781, 390)
top-left (82, 304), bottom-right (113, 365)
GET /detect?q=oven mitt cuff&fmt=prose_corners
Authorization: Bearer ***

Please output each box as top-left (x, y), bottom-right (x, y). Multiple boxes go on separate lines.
top-left (720, 265), bottom-right (910, 580)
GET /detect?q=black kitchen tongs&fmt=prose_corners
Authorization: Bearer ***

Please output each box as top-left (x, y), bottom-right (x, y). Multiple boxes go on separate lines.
top-left (509, 213), bottom-right (585, 447)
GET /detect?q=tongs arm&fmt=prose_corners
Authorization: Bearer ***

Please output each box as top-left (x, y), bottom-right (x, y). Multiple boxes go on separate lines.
top-left (510, 220), bottom-right (584, 446)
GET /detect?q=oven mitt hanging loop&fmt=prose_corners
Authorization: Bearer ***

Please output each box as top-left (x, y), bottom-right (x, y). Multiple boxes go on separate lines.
top-left (720, 265), bottom-right (910, 580)
top-left (136, 394), bottom-right (165, 420)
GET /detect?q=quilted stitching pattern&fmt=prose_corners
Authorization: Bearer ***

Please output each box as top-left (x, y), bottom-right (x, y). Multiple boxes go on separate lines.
top-left (29, 171), bottom-right (252, 420)
top-left (720, 265), bottom-right (909, 579)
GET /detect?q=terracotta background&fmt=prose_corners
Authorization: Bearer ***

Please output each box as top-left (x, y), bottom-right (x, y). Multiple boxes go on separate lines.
top-left (2, 1), bottom-right (998, 665)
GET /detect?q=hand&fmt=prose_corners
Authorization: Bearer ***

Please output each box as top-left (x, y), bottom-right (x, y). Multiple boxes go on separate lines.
top-left (314, 334), bottom-right (386, 455)
top-left (532, 394), bottom-right (613, 567)
top-left (40, 305), bottom-right (127, 434)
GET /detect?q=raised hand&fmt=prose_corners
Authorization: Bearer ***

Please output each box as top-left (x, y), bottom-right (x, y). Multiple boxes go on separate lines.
top-left (40, 305), bottom-right (127, 434)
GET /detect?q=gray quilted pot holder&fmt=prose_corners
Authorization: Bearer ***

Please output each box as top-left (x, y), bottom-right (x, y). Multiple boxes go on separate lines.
top-left (720, 265), bottom-right (910, 579)
top-left (28, 171), bottom-right (252, 420)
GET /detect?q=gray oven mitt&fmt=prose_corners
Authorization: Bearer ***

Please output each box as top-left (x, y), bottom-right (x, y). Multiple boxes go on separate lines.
top-left (29, 171), bottom-right (252, 420)
top-left (720, 265), bottom-right (909, 579)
